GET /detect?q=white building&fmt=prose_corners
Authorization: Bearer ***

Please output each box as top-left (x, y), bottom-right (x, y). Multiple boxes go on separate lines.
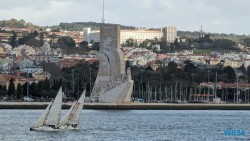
top-left (83, 26), bottom-right (176, 45)
top-left (32, 70), bottom-right (51, 81)
top-left (11, 45), bottom-right (35, 57)
top-left (21, 66), bottom-right (43, 74)
top-left (83, 28), bottom-right (100, 43)
top-left (120, 29), bottom-right (162, 44)
top-left (123, 47), bottom-right (157, 66)
top-left (152, 45), bottom-right (161, 51)
top-left (35, 41), bottom-right (63, 64)
top-left (19, 58), bottom-right (34, 70)
top-left (223, 53), bottom-right (241, 61)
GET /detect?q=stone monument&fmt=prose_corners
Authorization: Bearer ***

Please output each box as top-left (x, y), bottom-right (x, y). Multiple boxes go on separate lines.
top-left (90, 24), bottom-right (134, 103)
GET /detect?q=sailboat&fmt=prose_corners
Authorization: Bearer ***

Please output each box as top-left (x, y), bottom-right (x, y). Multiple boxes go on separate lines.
top-left (59, 89), bottom-right (86, 130)
top-left (30, 87), bottom-right (63, 131)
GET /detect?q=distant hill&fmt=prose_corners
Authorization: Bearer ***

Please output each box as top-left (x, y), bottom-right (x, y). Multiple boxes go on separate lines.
top-left (50, 22), bottom-right (250, 44)
top-left (178, 31), bottom-right (250, 44)
top-left (49, 22), bottom-right (136, 31)
top-left (0, 18), bottom-right (39, 29)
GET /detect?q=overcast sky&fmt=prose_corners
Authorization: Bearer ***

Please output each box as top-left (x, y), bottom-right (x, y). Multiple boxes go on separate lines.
top-left (0, 0), bottom-right (249, 35)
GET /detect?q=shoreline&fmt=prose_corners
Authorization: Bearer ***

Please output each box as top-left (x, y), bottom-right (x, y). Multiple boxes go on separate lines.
top-left (0, 102), bottom-right (250, 110)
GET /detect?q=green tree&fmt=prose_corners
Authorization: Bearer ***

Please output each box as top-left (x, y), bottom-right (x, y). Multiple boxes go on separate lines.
top-left (33, 30), bottom-right (39, 37)
top-left (39, 31), bottom-right (44, 46)
top-left (17, 83), bottom-right (22, 99)
top-left (2, 85), bottom-right (7, 95)
top-left (169, 43), bottom-right (175, 51)
top-left (8, 78), bottom-right (15, 98)
top-left (79, 41), bottom-right (89, 51)
top-left (30, 82), bottom-right (38, 97)
top-left (199, 34), bottom-right (213, 43)
top-left (9, 32), bottom-right (18, 48)
top-left (45, 77), bottom-right (50, 91)
top-left (167, 61), bottom-right (178, 72)
top-left (57, 36), bottom-right (76, 48)
top-left (18, 31), bottom-right (40, 47)
top-left (49, 33), bottom-right (57, 46)
top-left (22, 82), bottom-right (28, 97)
top-left (214, 39), bottom-right (236, 51)
top-left (173, 38), bottom-right (179, 48)
top-left (159, 37), bottom-right (168, 52)
top-left (223, 66), bottom-right (236, 82)
top-left (184, 60), bottom-right (197, 74)
top-left (25, 38), bottom-right (40, 47)
top-left (126, 38), bottom-right (136, 47)
top-left (243, 38), bottom-right (250, 47)
top-left (247, 65), bottom-right (250, 82)
top-left (37, 81), bottom-right (44, 97)
top-left (92, 42), bottom-right (100, 51)
top-left (153, 37), bottom-right (158, 45)
top-left (239, 64), bottom-right (246, 75)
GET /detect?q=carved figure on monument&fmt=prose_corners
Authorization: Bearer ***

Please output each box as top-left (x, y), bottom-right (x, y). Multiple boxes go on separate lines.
top-left (90, 24), bottom-right (134, 103)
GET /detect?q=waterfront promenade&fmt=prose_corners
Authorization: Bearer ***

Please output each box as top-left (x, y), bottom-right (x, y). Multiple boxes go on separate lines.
top-left (0, 102), bottom-right (250, 110)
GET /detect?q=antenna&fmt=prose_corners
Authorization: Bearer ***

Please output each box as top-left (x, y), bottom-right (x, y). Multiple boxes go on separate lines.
top-left (102, 0), bottom-right (105, 23)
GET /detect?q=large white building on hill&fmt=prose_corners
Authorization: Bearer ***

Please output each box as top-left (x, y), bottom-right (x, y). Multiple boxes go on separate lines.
top-left (83, 26), bottom-right (177, 45)
top-left (120, 29), bottom-right (162, 44)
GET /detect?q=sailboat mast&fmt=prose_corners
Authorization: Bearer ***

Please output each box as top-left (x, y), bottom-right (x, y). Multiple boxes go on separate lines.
top-left (179, 82), bottom-right (182, 102)
top-left (27, 81), bottom-right (29, 97)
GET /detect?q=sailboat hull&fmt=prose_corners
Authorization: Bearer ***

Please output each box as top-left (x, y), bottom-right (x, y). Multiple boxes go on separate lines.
top-left (30, 126), bottom-right (61, 132)
top-left (59, 125), bottom-right (79, 130)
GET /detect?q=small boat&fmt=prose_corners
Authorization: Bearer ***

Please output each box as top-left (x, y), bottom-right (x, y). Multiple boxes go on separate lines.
top-left (59, 89), bottom-right (86, 130)
top-left (30, 87), bottom-right (63, 131)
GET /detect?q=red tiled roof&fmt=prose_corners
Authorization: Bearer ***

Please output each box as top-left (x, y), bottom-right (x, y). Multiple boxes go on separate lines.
top-left (58, 59), bottom-right (80, 64)
top-left (86, 59), bottom-right (98, 63)
top-left (0, 74), bottom-right (22, 81)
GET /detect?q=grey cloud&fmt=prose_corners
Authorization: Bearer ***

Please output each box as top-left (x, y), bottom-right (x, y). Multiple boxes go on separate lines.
top-left (0, 0), bottom-right (249, 35)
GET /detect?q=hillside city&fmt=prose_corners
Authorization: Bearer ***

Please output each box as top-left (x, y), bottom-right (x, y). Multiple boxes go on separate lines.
top-left (1, 18), bottom-right (250, 103)
top-left (1, 0), bottom-right (250, 139)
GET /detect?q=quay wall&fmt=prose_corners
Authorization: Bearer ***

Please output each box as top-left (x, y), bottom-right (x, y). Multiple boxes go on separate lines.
top-left (0, 102), bottom-right (250, 110)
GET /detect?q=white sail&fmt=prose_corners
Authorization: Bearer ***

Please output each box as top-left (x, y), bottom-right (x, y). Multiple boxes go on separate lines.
top-left (59, 89), bottom-right (86, 126)
top-left (44, 87), bottom-right (63, 126)
top-left (68, 89), bottom-right (86, 125)
top-left (58, 102), bottom-right (76, 126)
top-left (31, 101), bottom-right (52, 128)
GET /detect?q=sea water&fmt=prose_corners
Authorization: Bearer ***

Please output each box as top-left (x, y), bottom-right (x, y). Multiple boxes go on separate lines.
top-left (0, 110), bottom-right (249, 141)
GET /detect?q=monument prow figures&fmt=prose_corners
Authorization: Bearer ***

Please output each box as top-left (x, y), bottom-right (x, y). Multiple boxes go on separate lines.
top-left (90, 24), bottom-right (134, 103)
